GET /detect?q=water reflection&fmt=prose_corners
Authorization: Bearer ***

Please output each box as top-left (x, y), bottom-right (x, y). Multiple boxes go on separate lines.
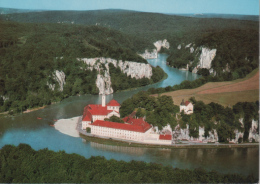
top-left (87, 140), bottom-right (259, 177)
top-left (90, 142), bottom-right (146, 156)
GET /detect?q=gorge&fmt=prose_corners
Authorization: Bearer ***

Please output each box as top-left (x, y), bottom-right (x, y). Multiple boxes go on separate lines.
top-left (0, 54), bottom-right (258, 177)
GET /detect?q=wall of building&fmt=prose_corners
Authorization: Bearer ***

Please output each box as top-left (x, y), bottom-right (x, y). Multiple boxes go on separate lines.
top-left (91, 125), bottom-right (153, 141)
top-left (82, 121), bottom-right (91, 130)
top-left (107, 106), bottom-right (120, 111)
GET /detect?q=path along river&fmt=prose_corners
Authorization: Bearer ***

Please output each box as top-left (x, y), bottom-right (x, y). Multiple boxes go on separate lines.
top-left (0, 54), bottom-right (258, 177)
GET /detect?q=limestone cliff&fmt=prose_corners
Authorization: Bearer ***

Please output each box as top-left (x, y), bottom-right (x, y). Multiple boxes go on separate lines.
top-left (96, 71), bottom-right (113, 95)
top-left (174, 43), bottom-right (217, 74)
top-left (80, 57), bottom-right (153, 94)
top-left (192, 47), bottom-right (217, 73)
top-left (154, 39), bottom-right (170, 52)
top-left (139, 39), bottom-right (170, 59)
top-left (48, 70), bottom-right (66, 92)
top-left (0, 95), bottom-right (9, 101)
top-left (139, 49), bottom-right (157, 59)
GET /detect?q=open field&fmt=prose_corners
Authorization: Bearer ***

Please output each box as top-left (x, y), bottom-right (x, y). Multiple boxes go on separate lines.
top-left (161, 69), bottom-right (259, 106)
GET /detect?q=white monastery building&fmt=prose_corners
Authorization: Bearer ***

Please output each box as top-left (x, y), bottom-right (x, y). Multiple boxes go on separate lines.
top-left (180, 99), bottom-right (193, 114)
top-left (81, 95), bottom-right (172, 144)
top-left (82, 94), bottom-right (120, 129)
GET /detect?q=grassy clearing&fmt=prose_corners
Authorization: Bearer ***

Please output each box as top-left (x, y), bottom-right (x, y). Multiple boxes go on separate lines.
top-left (162, 69), bottom-right (259, 106)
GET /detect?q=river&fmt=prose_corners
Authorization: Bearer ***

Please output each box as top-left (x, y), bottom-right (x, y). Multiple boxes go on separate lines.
top-left (0, 54), bottom-right (258, 177)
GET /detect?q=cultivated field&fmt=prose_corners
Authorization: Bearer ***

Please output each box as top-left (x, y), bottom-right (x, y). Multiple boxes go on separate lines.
top-left (161, 69), bottom-right (259, 107)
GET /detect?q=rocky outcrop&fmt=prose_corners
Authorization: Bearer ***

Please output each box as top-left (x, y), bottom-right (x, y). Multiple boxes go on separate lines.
top-left (248, 120), bottom-right (259, 142)
top-left (139, 39), bottom-right (170, 59)
top-left (174, 43), bottom-right (217, 74)
top-left (172, 124), bottom-right (218, 142)
top-left (80, 57), bottom-right (153, 94)
top-left (154, 39), bottom-right (170, 52)
top-left (0, 95), bottom-right (9, 101)
top-left (138, 49), bottom-right (157, 59)
top-left (96, 72), bottom-right (113, 95)
top-left (192, 47), bottom-right (217, 74)
top-left (48, 70), bottom-right (66, 91)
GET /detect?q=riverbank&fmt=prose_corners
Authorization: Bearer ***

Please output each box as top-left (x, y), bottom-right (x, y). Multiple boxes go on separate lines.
top-left (80, 133), bottom-right (259, 149)
top-left (23, 105), bottom-right (47, 113)
top-left (55, 115), bottom-right (259, 149)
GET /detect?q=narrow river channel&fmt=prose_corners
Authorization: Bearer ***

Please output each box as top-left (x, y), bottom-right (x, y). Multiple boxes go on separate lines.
top-left (0, 54), bottom-right (258, 177)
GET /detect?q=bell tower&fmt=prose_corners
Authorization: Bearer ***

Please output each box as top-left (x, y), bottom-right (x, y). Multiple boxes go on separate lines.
top-left (102, 94), bottom-right (106, 107)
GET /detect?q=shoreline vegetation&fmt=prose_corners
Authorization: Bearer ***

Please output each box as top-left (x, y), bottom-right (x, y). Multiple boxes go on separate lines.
top-left (114, 71), bottom-right (168, 93)
top-left (80, 133), bottom-right (259, 149)
top-left (54, 116), bottom-right (259, 149)
top-left (1, 143), bottom-right (257, 183)
top-left (0, 69), bottom-right (168, 117)
top-left (23, 105), bottom-right (47, 113)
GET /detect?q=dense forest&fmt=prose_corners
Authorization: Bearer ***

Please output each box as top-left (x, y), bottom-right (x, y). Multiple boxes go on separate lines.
top-left (0, 20), bottom-right (164, 113)
top-left (167, 29), bottom-right (258, 79)
top-left (0, 9), bottom-right (258, 114)
top-left (120, 91), bottom-right (259, 142)
top-left (0, 144), bottom-right (257, 183)
top-left (1, 9), bottom-right (258, 80)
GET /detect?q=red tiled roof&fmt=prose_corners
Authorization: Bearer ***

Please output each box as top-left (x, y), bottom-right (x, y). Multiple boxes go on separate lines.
top-left (107, 99), bottom-right (120, 106)
top-left (82, 109), bottom-right (92, 121)
top-left (185, 101), bottom-right (191, 106)
top-left (83, 106), bottom-right (92, 121)
top-left (159, 134), bottom-right (172, 140)
top-left (82, 104), bottom-right (114, 122)
top-left (92, 119), bottom-right (151, 133)
top-left (88, 104), bottom-right (113, 115)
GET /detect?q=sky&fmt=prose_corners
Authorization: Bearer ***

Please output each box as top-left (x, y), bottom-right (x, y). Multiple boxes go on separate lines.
top-left (0, 0), bottom-right (259, 15)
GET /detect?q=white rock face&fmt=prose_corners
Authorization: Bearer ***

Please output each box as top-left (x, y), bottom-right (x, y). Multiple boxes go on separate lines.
top-left (173, 124), bottom-right (218, 142)
top-left (185, 43), bottom-right (192, 48)
top-left (80, 57), bottom-right (153, 94)
top-left (249, 120), bottom-right (259, 142)
top-left (154, 39), bottom-right (170, 52)
top-left (192, 47), bottom-right (217, 73)
top-left (139, 39), bottom-right (170, 59)
top-left (190, 47), bottom-right (194, 53)
top-left (96, 72), bottom-right (113, 95)
top-left (0, 95), bottom-right (9, 101)
top-left (199, 48), bottom-right (217, 69)
top-left (139, 49), bottom-right (157, 59)
top-left (231, 119), bottom-right (259, 143)
top-left (48, 70), bottom-right (66, 91)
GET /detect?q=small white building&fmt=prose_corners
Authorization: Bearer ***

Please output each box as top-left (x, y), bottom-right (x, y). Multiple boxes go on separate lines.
top-left (180, 99), bottom-right (193, 114)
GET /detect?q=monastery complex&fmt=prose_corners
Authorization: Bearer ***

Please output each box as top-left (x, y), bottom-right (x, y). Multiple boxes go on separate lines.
top-left (80, 95), bottom-right (259, 145)
top-left (81, 95), bottom-right (172, 145)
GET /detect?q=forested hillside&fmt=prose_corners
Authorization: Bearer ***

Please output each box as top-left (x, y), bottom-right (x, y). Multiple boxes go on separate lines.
top-left (1, 9), bottom-right (258, 77)
top-left (0, 20), bottom-right (163, 113)
top-left (120, 91), bottom-right (259, 142)
top-left (0, 9), bottom-right (258, 113)
top-left (0, 144), bottom-right (257, 183)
